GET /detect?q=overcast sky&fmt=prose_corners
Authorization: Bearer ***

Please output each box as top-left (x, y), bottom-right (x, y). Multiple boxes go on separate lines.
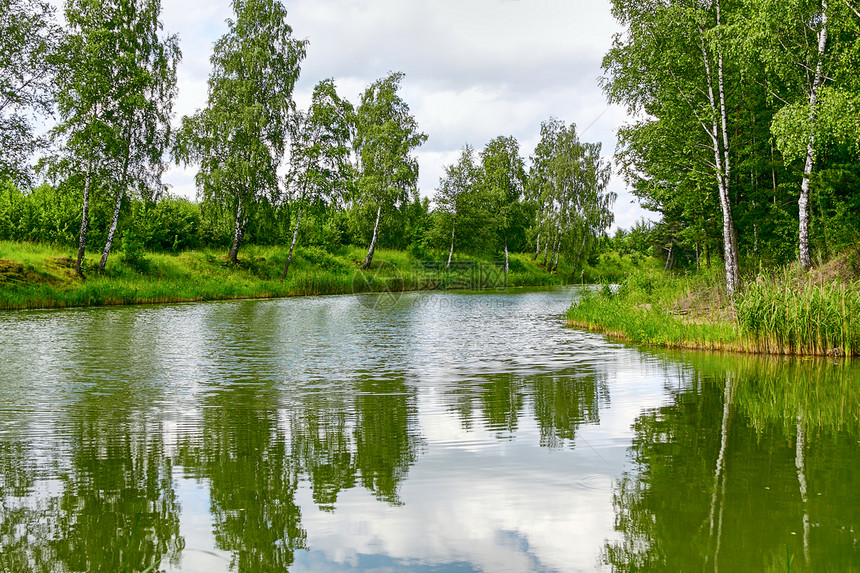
top-left (157, 0), bottom-right (650, 230)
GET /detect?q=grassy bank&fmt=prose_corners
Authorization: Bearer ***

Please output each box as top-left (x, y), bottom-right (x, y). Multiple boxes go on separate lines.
top-left (567, 255), bottom-right (860, 357)
top-left (0, 241), bottom-right (572, 310)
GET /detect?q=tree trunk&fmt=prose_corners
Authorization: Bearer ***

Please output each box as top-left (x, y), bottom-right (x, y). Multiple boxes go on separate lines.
top-left (446, 222), bottom-right (455, 269)
top-left (575, 234), bottom-right (587, 270)
top-left (551, 235), bottom-right (560, 272)
top-left (98, 141), bottom-right (131, 273)
top-left (799, 2), bottom-right (828, 271)
top-left (700, 16), bottom-right (740, 295)
top-left (98, 188), bottom-right (124, 273)
top-left (664, 243), bottom-right (674, 272)
top-left (542, 239), bottom-right (549, 267)
top-left (75, 158), bottom-right (94, 279)
top-left (281, 205), bottom-right (302, 280)
top-left (227, 199), bottom-right (245, 264)
top-left (533, 231), bottom-right (541, 261)
top-left (504, 239), bottom-right (509, 275)
top-left (361, 205), bottom-right (382, 269)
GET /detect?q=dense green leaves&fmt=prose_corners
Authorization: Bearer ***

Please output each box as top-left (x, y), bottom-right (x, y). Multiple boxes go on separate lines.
top-left (175, 0), bottom-right (306, 263)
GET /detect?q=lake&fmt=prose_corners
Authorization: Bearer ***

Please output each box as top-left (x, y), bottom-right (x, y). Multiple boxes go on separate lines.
top-left (0, 287), bottom-right (857, 572)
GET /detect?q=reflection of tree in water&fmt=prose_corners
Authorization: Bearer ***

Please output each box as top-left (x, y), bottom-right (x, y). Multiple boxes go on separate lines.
top-left (533, 372), bottom-right (609, 448)
top-left (353, 377), bottom-right (422, 505)
top-left (181, 384), bottom-right (307, 572)
top-left (604, 357), bottom-right (860, 572)
top-left (0, 397), bottom-right (182, 572)
top-left (290, 393), bottom-right (357, 511)
top-left (447, 371), bottom-right (610, 448)
top-left (480, 374), bottom-right (524, 437)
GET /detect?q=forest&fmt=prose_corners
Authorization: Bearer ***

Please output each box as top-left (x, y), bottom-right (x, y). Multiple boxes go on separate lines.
top-left (0, 0), bottom-right (614, 283)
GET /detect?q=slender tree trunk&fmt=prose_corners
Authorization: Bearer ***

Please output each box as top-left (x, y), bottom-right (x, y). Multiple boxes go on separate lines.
top-left (551, 234), bottom-right (560, 272)
top-left (799, 2), bottom-right (828, 271)
top-left (75, 157), bottom-right (94, 278)
top-left (542, 239), bottom-right (549, 267)
top-left (361, 205), bottom-right (382, 269)
top-left (98, 142), bottom-right (132, 273)
top-left (98, 187), bottom-right (124, 273)
top-left (228, 199), bottom-right (245, 264)
top-left (281, 205), bottom-right (302, 280)
top-left (533, 231), bottom-right (541, 261)
top-left (715, 0), bottom-right (741, 292)
top-left (575, 234), bottom-right (587, 270)
top-left (446, 222), bottom-right (455, 269)
top-left (700, 18), bottom-right (740, 295)
top-left (665, 243), bottom-right (674, 272)
top-left (706, 242), bottom-right (711, 270)
top-left (503, 239), bottom-right (509, 275)
top-left (696, 243), bottom-right (701, 271)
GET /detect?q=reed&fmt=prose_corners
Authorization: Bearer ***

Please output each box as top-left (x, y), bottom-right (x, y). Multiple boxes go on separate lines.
top-left (568, 264), bottom-right (860, 357)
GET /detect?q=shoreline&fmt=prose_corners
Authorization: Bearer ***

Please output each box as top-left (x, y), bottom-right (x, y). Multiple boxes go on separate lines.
top-left (0, 241), bottom-right (573, 312)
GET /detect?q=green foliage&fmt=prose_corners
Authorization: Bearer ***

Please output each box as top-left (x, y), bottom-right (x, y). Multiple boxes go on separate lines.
top-left (0, 0), bottom-right (59, 185)
top-left (174, 0), bottom-right (306, 261)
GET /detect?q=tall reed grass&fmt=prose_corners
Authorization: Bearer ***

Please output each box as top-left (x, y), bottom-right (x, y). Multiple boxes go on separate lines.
top-left (568, 266), bottom-right (860, 356)
top-left (735, 272), bottom-right (860, 356)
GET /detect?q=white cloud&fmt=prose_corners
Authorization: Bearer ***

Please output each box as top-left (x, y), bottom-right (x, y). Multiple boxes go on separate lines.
top-left (157, 0), bottom-right (650, 228)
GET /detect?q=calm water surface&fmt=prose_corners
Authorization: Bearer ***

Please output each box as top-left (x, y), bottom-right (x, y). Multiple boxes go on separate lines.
top-left (0, 287), bottom-right (857, 572)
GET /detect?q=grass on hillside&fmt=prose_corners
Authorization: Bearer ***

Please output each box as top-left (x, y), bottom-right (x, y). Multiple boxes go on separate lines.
top-left (0, 241), bottom-right (571, 310)
top-left (567, 252), bottom-right (860, 357)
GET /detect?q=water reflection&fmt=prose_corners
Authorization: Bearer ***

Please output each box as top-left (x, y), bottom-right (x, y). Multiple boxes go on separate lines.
top-left (0, 290), bottom-right (857, 572)
top-left (604, 353), bottom-right (860, 572)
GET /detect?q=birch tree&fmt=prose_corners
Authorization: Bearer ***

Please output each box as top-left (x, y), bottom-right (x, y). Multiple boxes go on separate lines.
top-left (53, 0), bottom-right (167, 277)
top-left (604, 0), bottom-right (741, 293)
top-left (354, 72), bottom-right (427, 269)
top-left (739, 0), bottom-right (860, 269)
top-left (480, 135), bottom-right (526, 275)
top-left (175, 0), bottom-right (306, 264)
top-left (96, 0), bottom-right (179, 273)
top-left (282, 78), bottom-right (354, 279)
top-left (433, 144), bottom-right (480, 268)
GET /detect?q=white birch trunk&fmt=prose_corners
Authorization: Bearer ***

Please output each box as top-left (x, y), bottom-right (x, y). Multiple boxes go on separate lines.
top-left (700, 24), bottom-right (739, 296)
top-left (799, 2), bottom-right (828, 270)
top-left (282, 205), bottom-right (302, 280)
top-left (75, 158), bottom-right (94, 278)
top-left (361, 205), bottom-right (382, 269)
top-left (228, 199), bottom-right (244, 263)
top-left (446, 222), bottom-right (455, 269)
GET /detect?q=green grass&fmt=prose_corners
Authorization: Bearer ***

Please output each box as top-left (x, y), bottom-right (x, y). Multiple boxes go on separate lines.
top-left (567, 261), bottom-right (860, 356)
top-left (0, 241), bottom-right (571, 310)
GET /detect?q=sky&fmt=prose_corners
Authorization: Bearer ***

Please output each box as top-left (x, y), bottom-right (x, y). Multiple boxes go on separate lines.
top-left (156, 0), bottom-right (651, 230)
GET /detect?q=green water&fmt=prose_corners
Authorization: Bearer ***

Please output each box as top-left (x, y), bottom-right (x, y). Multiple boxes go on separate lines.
top-left (0, 288), bottom-right (857, 572)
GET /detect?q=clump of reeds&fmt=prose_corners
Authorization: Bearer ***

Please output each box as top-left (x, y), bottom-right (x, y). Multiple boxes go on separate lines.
top-left (735, 271), bottom-right (860, 356)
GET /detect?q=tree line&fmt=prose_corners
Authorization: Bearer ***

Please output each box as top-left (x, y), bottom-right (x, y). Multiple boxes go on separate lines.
top-left (1, 0), bottom-right (614, 278)
top-left (604, 0), bottom-right (860, 293)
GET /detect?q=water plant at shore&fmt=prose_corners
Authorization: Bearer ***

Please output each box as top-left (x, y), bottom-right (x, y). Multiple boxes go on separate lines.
top-left (567, 263), bottom-right (860, 357)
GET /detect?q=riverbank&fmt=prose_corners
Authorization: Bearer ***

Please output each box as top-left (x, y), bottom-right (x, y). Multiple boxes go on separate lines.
top-left (567, 254), bottom-right (860, 357)
top-left (0, 241), bottom-right (575, 310)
